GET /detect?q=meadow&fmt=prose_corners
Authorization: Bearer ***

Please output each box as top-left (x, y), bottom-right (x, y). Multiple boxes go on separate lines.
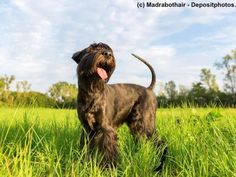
top-left (0, 107), bottom-right (235, 177)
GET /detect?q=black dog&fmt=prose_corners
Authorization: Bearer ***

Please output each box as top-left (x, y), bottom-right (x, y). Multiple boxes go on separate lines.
top-left (72, 42), bottom-right (167, 171)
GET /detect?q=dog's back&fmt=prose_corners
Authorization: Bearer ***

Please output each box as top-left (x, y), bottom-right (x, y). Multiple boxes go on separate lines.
top-left (105, 83), bottom-right (157, 127)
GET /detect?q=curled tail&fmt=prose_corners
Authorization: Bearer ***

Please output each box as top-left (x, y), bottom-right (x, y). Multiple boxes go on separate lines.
top-left (131, 53), bottom-right (156, 90)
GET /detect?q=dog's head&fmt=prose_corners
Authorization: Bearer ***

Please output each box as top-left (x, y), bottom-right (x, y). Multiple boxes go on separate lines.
top-left (72, 43), bottom-right (115, 83)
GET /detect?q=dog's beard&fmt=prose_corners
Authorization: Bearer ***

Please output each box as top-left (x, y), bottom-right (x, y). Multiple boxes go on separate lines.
top-left (94, 54), bottom-right (114, 81)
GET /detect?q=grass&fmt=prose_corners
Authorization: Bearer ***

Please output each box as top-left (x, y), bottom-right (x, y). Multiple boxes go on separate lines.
top-left (0, 107), bottom-right (235, 176)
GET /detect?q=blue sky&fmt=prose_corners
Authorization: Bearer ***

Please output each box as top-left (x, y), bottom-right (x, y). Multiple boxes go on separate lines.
top-left (1, 0), bottom-right (236, 93)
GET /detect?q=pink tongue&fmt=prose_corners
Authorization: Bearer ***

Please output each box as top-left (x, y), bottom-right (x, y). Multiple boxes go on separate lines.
top-left (96, 67), bottom-right (108, 80)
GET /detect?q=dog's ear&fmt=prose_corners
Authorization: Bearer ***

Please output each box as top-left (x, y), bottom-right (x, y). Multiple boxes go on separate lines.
top-left (72, 49), bottom-right (86, 64)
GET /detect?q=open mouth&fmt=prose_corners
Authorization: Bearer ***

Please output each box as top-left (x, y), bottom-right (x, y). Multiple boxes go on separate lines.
top-left (96, 63), bottom-right (110, 80)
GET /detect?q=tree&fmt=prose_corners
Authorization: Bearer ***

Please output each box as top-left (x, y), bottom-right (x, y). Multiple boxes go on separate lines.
top-left (13, 91), bottom-right (56, 107)
top-left (200, 68), bottom-right (219, 92)
top-left (0, 75), bottom-right (15, 105)
top-left (0, 77), bottom-right (5, 93)
top-left (165, 81), bottom-right (177, 100)
top-left (16, 80), bottom-right (31, 92)
top-left (48, 81), bottom-right (77, 107)
top-left (1, 75), bottom-right (15, 91)
top-left (215, 50), bottom-right (236, 94)
top-left (0, 78), bottom-right (5, 105)
top-left (157, 81), bottom-right (165, 96)
top-left (178, 85), bottom-right (189, 97)
top-left (188, 82), bottom-right (207, 106)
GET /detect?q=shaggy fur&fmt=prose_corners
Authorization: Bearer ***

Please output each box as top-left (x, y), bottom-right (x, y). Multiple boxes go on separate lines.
top-left (72, 42), bottom-right (167, 171)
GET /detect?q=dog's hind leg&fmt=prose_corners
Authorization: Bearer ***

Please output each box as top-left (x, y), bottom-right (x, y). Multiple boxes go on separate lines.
top-left (126, 97), bottom-right (156, 139)
top-left (151, 131), bottom-right (168, 172)
top-left (126, 98), bottom-right (167, 172)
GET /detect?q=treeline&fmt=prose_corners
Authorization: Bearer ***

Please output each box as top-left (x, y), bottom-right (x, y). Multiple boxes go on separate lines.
top-left (0, 50), bottom-right (235, 108)
top-left (158, 49), bottom-right (236, 107)
top-left (157, 81), bottom-right (235, 107)
top-left (0, 76), bottom-right (77, 108)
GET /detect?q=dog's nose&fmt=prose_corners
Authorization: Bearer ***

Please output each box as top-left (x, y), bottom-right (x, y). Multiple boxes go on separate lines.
top-left (103, 51), bottom-right (112, 57)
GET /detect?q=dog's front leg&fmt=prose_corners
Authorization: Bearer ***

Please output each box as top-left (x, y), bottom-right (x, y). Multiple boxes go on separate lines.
top-left (96, 126), bottom-right (118, 168)
top-left (83, 107), bottom-right (118, 167)
top-left (78, 112), bottom-right (97, 151)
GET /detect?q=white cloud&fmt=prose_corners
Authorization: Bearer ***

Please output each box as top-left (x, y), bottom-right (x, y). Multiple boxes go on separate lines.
top-left (0, 0), bottom-right (235, 92)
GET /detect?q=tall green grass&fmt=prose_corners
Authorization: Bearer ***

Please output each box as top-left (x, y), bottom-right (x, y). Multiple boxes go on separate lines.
top-left (0, 107), bottom-right (235, 176)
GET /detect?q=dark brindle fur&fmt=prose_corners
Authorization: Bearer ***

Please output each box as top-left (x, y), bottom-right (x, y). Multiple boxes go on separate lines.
top-left (72, 42), bottom-right (167, 171)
